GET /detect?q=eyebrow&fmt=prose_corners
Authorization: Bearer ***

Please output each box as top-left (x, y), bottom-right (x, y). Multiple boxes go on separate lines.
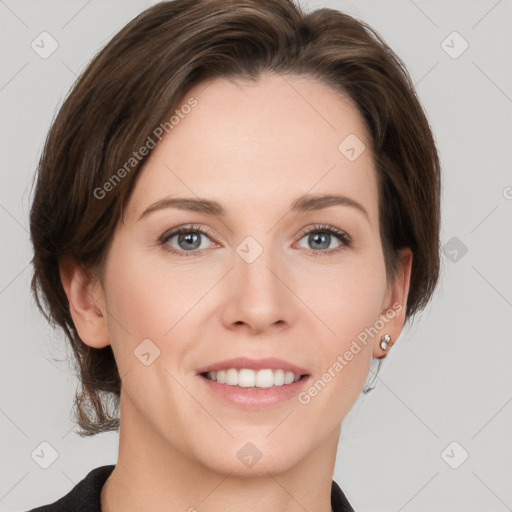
top-left (137, 193), bottom-right (370, 222)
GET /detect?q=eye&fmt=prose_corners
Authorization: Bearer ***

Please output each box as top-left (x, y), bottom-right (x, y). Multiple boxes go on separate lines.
top-left (159, 224), bottom-right (216, 257)
top-left (295, 224), bottom-right (351, 256)
top-left (159, 223), bottom-right (351, 258)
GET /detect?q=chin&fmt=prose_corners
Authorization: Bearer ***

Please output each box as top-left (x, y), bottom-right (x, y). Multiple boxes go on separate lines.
top-left (193, 437), bottom-right (307, 478)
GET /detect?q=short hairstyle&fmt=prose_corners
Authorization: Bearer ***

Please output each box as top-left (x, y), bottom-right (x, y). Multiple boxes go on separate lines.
top-left (29, 0), bottom-right (441, 436)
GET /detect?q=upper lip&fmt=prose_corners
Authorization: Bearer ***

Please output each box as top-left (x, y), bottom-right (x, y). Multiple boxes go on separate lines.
top-left (196, 357), bottom-right (310, 376)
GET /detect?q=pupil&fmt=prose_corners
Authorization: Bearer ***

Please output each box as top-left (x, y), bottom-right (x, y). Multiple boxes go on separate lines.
top-left (311, 232), bottom-right (329, 250)
top-left (180, 232), bottom-right (200, 250)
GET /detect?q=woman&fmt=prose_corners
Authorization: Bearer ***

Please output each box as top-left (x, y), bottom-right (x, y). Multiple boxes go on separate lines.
top-left (28, 0), bottom-right (440, 510)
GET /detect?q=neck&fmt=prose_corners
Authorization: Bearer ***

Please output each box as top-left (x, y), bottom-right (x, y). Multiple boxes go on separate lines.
top-left (101, 389), bottom-right (339, 512)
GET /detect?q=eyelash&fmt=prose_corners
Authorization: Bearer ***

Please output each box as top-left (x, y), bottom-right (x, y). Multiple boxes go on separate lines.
top-left (159, 223), bottom-right (352, 258)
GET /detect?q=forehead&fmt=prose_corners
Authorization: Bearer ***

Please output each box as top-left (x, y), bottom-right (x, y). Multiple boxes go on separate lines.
top-left (124, 72), bottom-right (378, 224)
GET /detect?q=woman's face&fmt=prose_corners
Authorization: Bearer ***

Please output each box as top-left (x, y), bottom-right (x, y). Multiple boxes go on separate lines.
top-left (82, 73), bottom-right (410, 475)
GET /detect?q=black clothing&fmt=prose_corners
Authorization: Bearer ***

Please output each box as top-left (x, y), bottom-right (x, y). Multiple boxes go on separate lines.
top-left (29, 464), bottom-right (355, 511)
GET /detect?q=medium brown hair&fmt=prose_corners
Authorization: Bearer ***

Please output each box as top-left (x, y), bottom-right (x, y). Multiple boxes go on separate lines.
top-left (29, 0), bottom-right (441, 436)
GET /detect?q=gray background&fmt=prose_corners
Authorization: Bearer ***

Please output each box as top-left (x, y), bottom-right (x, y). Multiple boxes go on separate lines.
top-left (1, 0), bottom-right (511, 510)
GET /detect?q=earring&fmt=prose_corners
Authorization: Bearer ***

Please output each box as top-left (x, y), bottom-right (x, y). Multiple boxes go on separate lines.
top-left (379, 334), bottom-right (391, 351)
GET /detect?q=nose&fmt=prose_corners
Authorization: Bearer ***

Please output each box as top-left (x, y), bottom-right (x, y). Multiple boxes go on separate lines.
top-left (220, 244), bottom-right (297, 335)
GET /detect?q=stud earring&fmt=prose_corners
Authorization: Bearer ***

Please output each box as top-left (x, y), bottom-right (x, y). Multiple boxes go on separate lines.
top-left (379, 334), bottom-right (391, 351)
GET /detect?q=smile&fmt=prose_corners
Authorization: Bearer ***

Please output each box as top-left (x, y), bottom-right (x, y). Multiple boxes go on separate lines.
top-left (203, 368), bottom-right (303, 388)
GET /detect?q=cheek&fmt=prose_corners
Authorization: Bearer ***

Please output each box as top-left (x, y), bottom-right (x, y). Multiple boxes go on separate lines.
top-left (104, 246), bottom-right (205, 341)
top-left (301, 246), bottom-right (388, 341)
top-left (300, 246), bottom-right (387, 405)
top-left (330, 266), bottom-right (386, 335)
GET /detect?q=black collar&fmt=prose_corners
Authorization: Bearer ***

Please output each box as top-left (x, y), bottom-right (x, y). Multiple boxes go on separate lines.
top-left (29, 465), bottom-right (355, 511)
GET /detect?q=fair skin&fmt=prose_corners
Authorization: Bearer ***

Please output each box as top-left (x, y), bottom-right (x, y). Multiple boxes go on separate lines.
top-left (60, 73), bottom-right (412, 512)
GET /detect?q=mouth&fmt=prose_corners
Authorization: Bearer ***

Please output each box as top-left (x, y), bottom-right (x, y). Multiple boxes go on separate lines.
top-left (195, 356), bottom-right (311, 408)
top-left (199, 370), bottom-right (309, 389)
top-left (198, 370), bottom-right (311, 409)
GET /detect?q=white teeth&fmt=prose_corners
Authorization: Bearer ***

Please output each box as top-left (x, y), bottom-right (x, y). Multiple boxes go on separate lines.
top-left (206, 368), bottom-right (302, 388)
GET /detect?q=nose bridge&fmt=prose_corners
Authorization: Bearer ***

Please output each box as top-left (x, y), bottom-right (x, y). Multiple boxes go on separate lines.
top-left (223, 232), bottom-right (293, 332)
top-left (236, 233), bottom-right (282, 301)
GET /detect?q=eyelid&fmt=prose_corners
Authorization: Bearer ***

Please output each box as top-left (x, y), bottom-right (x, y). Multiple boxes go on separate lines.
top-left (158, 224), bottom-right (218, 251)
top-left (159, 223), bottom-right (351, 257)
top-left (296, 224), bottom-right (352, 245)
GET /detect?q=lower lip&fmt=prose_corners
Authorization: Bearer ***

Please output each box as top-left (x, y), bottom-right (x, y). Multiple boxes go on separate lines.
top-left (198, 374), bottom-right (310, 409)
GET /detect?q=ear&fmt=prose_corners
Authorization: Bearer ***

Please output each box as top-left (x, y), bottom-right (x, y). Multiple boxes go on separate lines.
top-left (373, 248), bottom-right (413, 358)
top-left (59, 256), bottom-right (110, 349)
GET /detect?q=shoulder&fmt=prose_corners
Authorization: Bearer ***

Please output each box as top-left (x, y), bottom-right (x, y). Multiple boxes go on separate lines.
top-left (331, 479), bottom-right (356, 512)
top-left (27, 464), bottom-right (115, 512)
